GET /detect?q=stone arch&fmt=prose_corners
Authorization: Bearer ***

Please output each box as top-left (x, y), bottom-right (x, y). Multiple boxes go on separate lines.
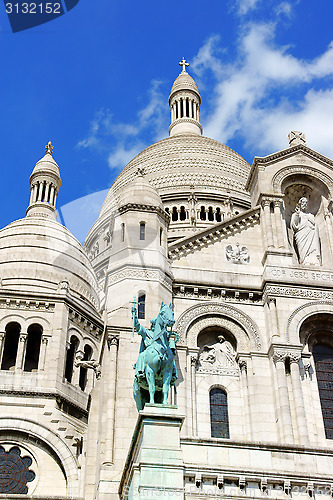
top-left (0, 417), bottom-right (79, 496)
top-left (175, 302), bottom-right (261, 350)
top-left (272, 165), bottom-right (333, 196)
top-left (286, 301), bottom-right (333, 344)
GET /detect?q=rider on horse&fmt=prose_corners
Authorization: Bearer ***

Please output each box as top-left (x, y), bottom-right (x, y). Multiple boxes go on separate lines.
top-left (132, 304), bottom-right (178, 386)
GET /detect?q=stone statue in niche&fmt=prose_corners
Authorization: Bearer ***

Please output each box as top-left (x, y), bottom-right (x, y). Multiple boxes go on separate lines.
top-left (226, 243), bottom-right (250, 264)
top-left (291, 197), bottom-right (321, 266)
top-left (199, 335), bottom-right (236, 369)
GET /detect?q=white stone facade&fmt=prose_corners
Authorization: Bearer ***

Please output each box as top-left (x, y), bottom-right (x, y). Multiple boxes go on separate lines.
top-left (0, 63), bottom-right (333, 499)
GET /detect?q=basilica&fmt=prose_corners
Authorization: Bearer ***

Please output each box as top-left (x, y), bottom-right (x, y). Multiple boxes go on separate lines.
top-left (0, 60), bottom-right (332, 500)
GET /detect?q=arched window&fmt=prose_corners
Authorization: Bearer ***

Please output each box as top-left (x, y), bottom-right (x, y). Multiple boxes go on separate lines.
top-left (79, 344), bottom-right (93, 391)
top-left (179, 206), bottom-right (186, 221)
top-left (160, 228), bottom-right (163, 246)
top-left (172, 207), bottom-right (178, 221)
top-left (64, 335), bottom-right (79, 383)
top-left (138, 293), bottom-right (145, 320)
top-left (140, 222), bottom-right (145, 240)
top-left (1, 322), bottom-right (20, 371)
top-left (210, 388), bottom-right (229, 438)
top-left (200, 206), bottom-right (206, 221)
top-left (216, 207), bottom-right (222, 222)
top-left (208, 206), bottom-right (214, 221)
top-left (313, 344), bottom-right (333, 439)
top-left (121, 223), bottom-right (125, 242)
top-left (24, 324), bottom-right (42, 372)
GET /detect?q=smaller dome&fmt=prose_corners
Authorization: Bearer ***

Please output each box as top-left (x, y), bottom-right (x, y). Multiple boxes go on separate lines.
top-left (116, 172), bottom-right (162, 209)
top-left (169, 71), bottom-right (200, 101)
top-left (31, 153), bottom-right (60, 178)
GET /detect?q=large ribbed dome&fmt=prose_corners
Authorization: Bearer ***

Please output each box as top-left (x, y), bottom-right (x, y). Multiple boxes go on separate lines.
top-left (0, 216), bottom-right (99, 311)
top-left (100, 134), bottom-right (251, 218)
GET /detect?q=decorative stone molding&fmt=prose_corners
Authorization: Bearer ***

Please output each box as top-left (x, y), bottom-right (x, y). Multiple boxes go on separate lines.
top-left (169, 118), bottom-right (203, 135)
top-left (270, 345), bottom-right (302, 364)
top-left (169, 207), bottom-right (260, 260)
top-left (173, 284), bottom-right (261, 303)
top-left (272, 166), bottom-right (333, 194)
top-left (175, 302), bottom-right (261, 350)
top-left (108, 266), bottom-right (172, 289)
top-left (286, 301), bottom-right (333, 344)
top-left (0, 298), bottom-right (54, 311)
top-left (117, 202), bottom-right (169, 222)
top-left (68, 308), bottom-right (103, 338)
top-left (264, 285), bottom-right (333, 302)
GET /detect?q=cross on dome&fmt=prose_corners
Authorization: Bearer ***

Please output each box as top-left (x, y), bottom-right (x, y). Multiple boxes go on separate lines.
top-left (45, 141), bottom-right (54, 155)
top-left (179, 57), bottom-right (189, 73)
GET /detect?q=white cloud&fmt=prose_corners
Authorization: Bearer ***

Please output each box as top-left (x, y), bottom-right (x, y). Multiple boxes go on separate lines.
top-left (276, 2), bottom-right (293, 18)
top-left (193, 24), bottom-right (333, 158)
top-left (236, 0), bottom-right (261, 15)
top-left (78, 80), bottom-right (167, 170)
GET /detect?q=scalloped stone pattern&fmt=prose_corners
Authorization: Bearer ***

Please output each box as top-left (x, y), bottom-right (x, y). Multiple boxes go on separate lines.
top-left (100, 135), bottom-right (251, 218)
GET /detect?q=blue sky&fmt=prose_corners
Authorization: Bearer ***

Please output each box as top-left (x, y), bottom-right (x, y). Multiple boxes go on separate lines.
top-left (1, 0), bottom-right (333, 242)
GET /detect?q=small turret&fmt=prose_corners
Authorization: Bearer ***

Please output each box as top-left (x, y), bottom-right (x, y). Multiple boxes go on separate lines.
top-left (26, 141), bottom-right (61, 219)
top-left (168, 58), bottom-right (202, 137)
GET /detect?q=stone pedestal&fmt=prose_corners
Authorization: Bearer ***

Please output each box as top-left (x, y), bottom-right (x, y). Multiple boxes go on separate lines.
top-left (120, 404), bottom-right (185, 500)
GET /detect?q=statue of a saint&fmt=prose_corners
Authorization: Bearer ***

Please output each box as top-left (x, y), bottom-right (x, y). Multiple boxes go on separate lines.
top-left (291, 197), bottom-right (321, 265)
top-left (215, 335), bottom-right (235, 366)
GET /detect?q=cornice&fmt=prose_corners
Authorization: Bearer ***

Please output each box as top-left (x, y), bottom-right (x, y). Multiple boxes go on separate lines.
top-left (168, 207), bottom-right (260, 260)
top-left (118, 203), bottom-right (170, 222)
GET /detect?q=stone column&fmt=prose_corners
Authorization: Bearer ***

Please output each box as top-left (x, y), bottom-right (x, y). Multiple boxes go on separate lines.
top-left (49, 185), bottom-right (55, 206)
top-left (273, 352), bottom-right (294, 443)
top-left (262, 199), bottom-right (274, 248)
top-left (273, 199), bottom-right (286, 249)
top-left (190, 356), bottom-right (198, 436)
top-left (189, 99), bottom-right (193, 118)
top-left (15, 333), bottom-right (27, 371)
top-left (239, 359), bottom-right (252, 439)
top-left (268, 297), bottom-right (280, 340)
top-left (39, 336), bottom-right (48, 371)
top-left (73, 349), bottom-right (84, 387)
top-left (324, 208), bottom-right (333, 254)
top-left (37, 182), bottom-right (43, 201)
top-left (290, 354), bottom-right (309, 445)
top-left (103, 334), bottom-right (119, 464)
top-left (44, 183), bottom-right (50, 203)
top-left (0, 332), bottom-right (5, 366)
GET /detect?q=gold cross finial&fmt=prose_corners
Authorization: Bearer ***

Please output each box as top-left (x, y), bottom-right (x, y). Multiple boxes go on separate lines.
top-left (179, 57), bottom-right (189, 73)
top-left (45, 141), bottom-right (54, 155)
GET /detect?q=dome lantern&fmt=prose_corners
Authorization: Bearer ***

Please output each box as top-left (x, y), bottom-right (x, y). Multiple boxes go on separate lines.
top-left (169, 58), bottom-right (202, 137)
top-left (168, 58), bottom-right (202, 137)
top-left (26, 141), bottom-right (61, 219)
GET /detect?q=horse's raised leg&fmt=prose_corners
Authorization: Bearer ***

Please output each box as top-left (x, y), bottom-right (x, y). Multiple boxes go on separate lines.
top-left (145, 365), bottom-right (156, 404)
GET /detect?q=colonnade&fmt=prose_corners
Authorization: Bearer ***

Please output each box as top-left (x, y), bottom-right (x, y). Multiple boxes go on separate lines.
top-left (170, 97), bottom-right (199, 121)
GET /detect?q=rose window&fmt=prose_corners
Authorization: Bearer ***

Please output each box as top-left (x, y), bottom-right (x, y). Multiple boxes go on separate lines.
top-left (0, 446), bottom-right (35, 494)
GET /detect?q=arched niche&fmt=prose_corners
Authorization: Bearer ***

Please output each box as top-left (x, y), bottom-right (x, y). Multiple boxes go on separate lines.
top-left (175, 302), bottom-right (261, 351)
top-left (279, 172), bottom-right (331, 265)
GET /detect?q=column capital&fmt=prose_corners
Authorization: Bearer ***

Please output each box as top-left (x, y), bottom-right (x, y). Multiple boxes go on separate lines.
top-left (19, 333), bottom-right (28, 343)
top-left (107, 334), bottom-right (119, 349)
top-left (190, 355), bottom-right (197, 367)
